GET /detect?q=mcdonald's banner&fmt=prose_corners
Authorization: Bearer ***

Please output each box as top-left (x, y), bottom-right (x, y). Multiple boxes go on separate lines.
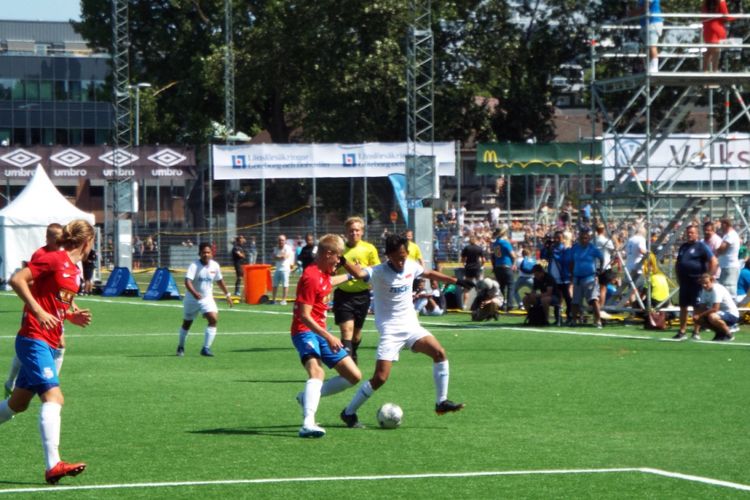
top-left (476, 142), bottom-right (601, 176)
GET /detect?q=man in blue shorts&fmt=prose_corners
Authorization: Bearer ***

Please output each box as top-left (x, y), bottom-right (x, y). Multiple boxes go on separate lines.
top-left (291, 234), bottom-right (363, 438)
top-left (675, 225), bottom-right (717, 340)
top-left (693, 273), bottom-right (739, 341)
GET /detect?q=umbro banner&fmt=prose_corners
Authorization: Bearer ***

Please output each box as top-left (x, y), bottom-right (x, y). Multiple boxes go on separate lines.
top-left (212, 142), bottom-right (456, 180)
top-left (0, 146), bottom-right (196, 180)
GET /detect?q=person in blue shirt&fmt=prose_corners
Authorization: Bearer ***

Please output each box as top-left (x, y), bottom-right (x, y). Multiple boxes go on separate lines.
top-left (674, 225), bottom-right (718, 340)
top-left (513, 246), bottom-right (536, 308)
top-left (541, 230), bottom-right (573, 325)
top-left (736, 258), bottom-right (750, 306)
top-left (492, 228), bottom-right (516, 310)
top-left (568, 228), bottom-right (604, 327)
top-left (630, 0), bottom-right (664, 72)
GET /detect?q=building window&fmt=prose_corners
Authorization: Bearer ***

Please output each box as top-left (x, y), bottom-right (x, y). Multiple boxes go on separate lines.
top-left (54, 81), bottom-right (67, 101)
top-left (40, 81), bottom-right (53, 101)
top-left (11, 81), bottom-right (24, 100)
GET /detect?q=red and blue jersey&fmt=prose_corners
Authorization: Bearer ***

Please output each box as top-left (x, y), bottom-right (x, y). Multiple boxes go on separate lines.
top-left (291, 264), bottom-right (332, 336)
top-left (19, 250), bottom-right (79, 349)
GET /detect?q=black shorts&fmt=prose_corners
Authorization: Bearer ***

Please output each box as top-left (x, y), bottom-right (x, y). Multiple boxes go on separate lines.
top-left (464, 266), bottom-right (482, 279)
top-left (679, 279), bottom-right (702, 308)
top-left (333, 289), bottom-right (371, 329)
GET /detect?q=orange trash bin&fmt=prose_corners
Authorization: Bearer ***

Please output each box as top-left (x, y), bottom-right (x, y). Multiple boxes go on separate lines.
top-left (243, 264), bottom-right (272, 304)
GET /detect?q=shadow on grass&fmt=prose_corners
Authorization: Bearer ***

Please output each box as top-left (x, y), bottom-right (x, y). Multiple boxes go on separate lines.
top-left (0, 480), bottom-right (45, 486)
top-left (190, 425), bottom-right (299, 438)
top-left (231, 347), bottom-right (291, 353)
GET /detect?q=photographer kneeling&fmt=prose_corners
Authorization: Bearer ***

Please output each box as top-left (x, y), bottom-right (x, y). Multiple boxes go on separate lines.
top-left (523, 264), bottom-right (559, 325)
top-left (471, 277), bottom-right (504, 321)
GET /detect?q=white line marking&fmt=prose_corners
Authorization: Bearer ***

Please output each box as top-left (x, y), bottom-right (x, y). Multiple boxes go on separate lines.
top-left (1, 467), bottom-right (748, 495)
top-left (641, 467), bottom-right (750, 492)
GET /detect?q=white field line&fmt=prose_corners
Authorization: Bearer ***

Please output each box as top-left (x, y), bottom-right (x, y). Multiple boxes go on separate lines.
top-left (0, 467), bottom-right (749, 495)
top-left (0, 294), bottom-right (748, 346)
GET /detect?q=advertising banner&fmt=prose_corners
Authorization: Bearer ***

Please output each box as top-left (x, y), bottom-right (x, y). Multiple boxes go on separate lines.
top-left (476, 142), bottom-right (600, 176)
top-left (602, 134), bottom-right (750, 182)
top-left (0, 146), bottom-right (196, 180)
top-left (212, 142), bottom-right (456, 180)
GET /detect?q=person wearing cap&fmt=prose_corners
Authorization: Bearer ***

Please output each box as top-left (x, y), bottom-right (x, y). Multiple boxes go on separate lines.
top-left (569, 228), bottom-right (604, 327)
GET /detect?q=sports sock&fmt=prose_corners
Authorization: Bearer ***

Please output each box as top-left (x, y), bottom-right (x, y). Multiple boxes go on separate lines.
top-left (53, 348), bottom-right (65, 376)
top-left (342, 339), bottom-right (353, 356)
top-left (39, 402), bottom-right (62, 470)
top-left (178, 328), bottom-right (188, 348)
top-left (302, 378), bottom-right (323, 428)
top-left (320, 376), bottom-right (353, 397)
top-left (0, 399), bottom-right (16, 424)
top-left (351, 340), bottom-right (361, 360)
top-left (5, 355), bottom-right (21, 389)
top-left (433, 360), bottom-right (450, 404)
top-left (344, 380), bottom-right (373, 415)
top-left (204, 327), bottom-right (217, 349)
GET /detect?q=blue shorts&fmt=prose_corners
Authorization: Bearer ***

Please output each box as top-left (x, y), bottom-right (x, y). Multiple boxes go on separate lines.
top-left (718, 311), bottom-right (739, 326)
top-left (292, 331), bottom-right (348, 369)
top-left (15, 336), bottom-right (59, 395)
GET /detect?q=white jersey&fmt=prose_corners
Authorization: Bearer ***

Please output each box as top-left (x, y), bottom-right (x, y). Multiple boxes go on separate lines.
top-left (625, 235), bottom-right (646, 271)
top-left (366, 259), bottom-right (424, 335)
top-left (595, 233), bottom-right (616, 269)
top-left (719, 229), bottom-right (741, 269)
top-left (185, 259), bottom-right (223, 299)
top-left (698, 282), bottom-right (739, 317)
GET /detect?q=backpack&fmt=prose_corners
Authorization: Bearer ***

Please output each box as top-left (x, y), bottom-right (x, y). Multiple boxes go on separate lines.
top-left (525, 303), bottom-right (549, 326)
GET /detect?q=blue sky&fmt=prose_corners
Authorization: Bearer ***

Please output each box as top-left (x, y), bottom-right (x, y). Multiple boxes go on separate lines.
top-left (2, 0), bottom-right (81, 21)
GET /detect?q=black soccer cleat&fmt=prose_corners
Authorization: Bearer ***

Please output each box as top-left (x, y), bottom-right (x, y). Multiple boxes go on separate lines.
top-left (435, 399), bottom-right (465, 415)
top-left (340, 409), bottom-right (364, 428)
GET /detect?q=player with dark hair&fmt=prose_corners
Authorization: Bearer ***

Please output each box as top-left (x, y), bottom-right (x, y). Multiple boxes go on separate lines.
top-left (176, 242), bottom-right (233, 357)
top-left (340, 233), bottom-right (475, 428)
top-left (0, 220), bottom-right (94, 484)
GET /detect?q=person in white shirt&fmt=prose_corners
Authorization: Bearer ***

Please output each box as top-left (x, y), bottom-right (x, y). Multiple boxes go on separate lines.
top-left (594, 223), bottom-right (617, 307)
top-left (702, 221), bottom-right (722, 279)
top-left (693, 273), bottom-right (739, 342)
top-left (177, 243), bottom-right (232, 357)
top-left (272, 234), bottom-right (294, 305)
top-left (625, 226), bottom-right (647, 303)
top-left (339, 233), bottom-right (474, 428)
top-left (716, 218), bottom-right (741, 298)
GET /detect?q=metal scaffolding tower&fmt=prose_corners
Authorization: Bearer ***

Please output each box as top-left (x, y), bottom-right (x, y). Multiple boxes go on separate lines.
top-left (589, 12), bottom-right (750, 310)
top-left (108, 0), bottom-right (134, 269)
top-left (224, 0), bottom-right (235, 138)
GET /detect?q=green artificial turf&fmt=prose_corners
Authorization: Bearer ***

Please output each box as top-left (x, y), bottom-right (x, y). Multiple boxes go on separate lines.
top-left (0, 291), bottom-right (748, 498)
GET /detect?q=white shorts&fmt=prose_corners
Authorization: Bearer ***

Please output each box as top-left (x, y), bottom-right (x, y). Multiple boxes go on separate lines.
top-left (183, 296), bottom-right (218, 321)
top-left (376, 326), bottom-right (432, 362)
top-left (273, 268), bottom-right (290, 287)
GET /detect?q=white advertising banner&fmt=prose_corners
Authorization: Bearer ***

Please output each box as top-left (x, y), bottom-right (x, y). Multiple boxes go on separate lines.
top-left (602, 134), bottom-right (750, 182)
top-left (212, 142), bottom-right (456, 180)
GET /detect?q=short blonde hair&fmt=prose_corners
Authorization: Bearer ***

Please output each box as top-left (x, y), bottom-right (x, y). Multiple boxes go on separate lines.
top-left (344, 216), bottom-right (365, 230)
top-left (317, 234), bottom-right (344, 255)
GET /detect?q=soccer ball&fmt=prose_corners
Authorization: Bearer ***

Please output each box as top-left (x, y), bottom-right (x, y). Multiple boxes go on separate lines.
top-left (376, 403), bottom-right (403, 429)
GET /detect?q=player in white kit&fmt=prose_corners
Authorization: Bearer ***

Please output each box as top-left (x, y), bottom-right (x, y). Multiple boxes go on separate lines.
top-left (176, 242), bottom-right (232, 357)
top-left (340, 233), bottom-right (475, 427)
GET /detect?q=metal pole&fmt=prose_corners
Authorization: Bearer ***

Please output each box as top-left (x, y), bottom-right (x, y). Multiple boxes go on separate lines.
top-left (261, 178), bottom-right (266, 263)
top-left (312, 177), bottom-right (317, 239)
top-left (364, 177), bottom-right (368, 238)
top-left (209, 145), bottom-right (214, 245)
top-left (156, 177), bottom-right (161, 267)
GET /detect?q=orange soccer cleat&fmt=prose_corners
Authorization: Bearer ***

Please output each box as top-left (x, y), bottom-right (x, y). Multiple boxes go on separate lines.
top-left (45, 461), bottom-right (87, 485)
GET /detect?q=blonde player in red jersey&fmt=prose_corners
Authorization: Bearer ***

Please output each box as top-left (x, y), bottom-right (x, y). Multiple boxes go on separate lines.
top-left (4, 223), bottom-right (64, 398)
top-left (0, 220), bottom-right (93, 484)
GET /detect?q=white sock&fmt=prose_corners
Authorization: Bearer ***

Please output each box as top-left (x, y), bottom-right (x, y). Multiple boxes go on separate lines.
top-left (53, 348), bottom-right (65, 376)
top-left (0, 399), bottom-right (16, 424)
top-left (320, 376), bottom-right (353, 397)
top-left (203, 327), bottom-right (217, 349)
top-left (178, 328), bottom-right (188, 348)
top-left (5, 356), bottom-right (21, 389)
top-left (434, 360), bottom-right (450, 404)
top-left (39, 402), bottom-right (62, 470)
top-left (344, 380), bottom-right (374, 415)
top-left (302, 378), bottom-right (323, 428)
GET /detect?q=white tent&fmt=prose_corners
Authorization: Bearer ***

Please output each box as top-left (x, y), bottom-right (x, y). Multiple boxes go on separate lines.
top-left (0, 165), bottom-right (95, 284)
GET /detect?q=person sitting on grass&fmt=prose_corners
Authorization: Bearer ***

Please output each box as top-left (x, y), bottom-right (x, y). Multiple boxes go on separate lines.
top-left (693, 273), bottom-right (740, 342)
top-left (471, 277), bottom-right (504, 321)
